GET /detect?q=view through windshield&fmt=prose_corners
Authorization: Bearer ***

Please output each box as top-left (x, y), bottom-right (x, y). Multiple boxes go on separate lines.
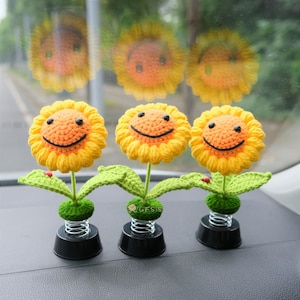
top-left (0, 0), bottom-right (299, 176)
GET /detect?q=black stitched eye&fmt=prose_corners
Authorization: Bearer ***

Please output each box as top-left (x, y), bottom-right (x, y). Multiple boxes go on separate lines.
top-left (136, 64), bottom-right (143, 73)
top-left (229, 55), bottom-right (236, 63)
top-left (47, 118), bottom-right (54, 125)
top-left (76, 118), bottom-right (83, 126)
top-left (163, 114), bottom-right (170, 121)
top-left (45, 50), bottom-right (52, 59)
top-left (73, 43), bottom-right (80, 52)
top-left (159, 56), bottom-right (166, 65)
top-left (138, 112), bottom-right (145, 117)
top-left (208, 122), bottom-right (215, 129)
top-left (234, 125), bottom-right (241, 133)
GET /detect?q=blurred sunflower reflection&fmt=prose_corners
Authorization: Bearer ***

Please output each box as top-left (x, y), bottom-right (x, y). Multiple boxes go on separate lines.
top-left (186, 28), bottom-right (259, 106)
top-left (28, 12), bottom-right (100, 93)
top-left (112, 20), bottom-right (185, 101)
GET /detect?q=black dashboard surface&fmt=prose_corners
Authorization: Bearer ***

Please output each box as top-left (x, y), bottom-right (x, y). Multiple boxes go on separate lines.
top-left (1, 180), bottom-right (300, 299)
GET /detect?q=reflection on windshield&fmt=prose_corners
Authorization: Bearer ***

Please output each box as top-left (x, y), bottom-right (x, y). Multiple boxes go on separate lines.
top-left (28, 12), bottom-right (98, 93)
top-left (186, 28), bottom-right (259, 106)
top-left (112, 20), bottom-right (185, 101)
top-left (0, 0), bottom-right (299, 175)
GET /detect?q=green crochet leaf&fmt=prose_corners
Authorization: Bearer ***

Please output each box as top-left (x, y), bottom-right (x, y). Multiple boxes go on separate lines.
top-left (146, 176), bottom-right (196, 200)
top-left (97, 165), bottom-right (146, 198)
top-left (180, 172), bottom-right (223, 194)
top-left (224, 171), bottom-right (272, 195)
top-left (18, 169), bottom-right (72, 198)
top-left (211, 172), bottom-right (236, 189)
top-left (77, 165), bottom-right (127, 200)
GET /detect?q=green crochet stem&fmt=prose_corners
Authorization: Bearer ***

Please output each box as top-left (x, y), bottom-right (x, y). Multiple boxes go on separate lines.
top-left (143, 163), bottom-right (152, 202)
top-left (209, 174), bottom-right (240, 214)
top-left (17, 167), bottom-right (127, 220)
top-left (181, 170), bottom-right (272, 215)
top-left (207, 174), bottom-right (241, 214)
top-left (58, 172), bottom-right (94, 220)
top-left (71, 171), bottom-right (77, 204)
top-left (222, 175), bottom-right (226, 194)
top-left (127, 163), bottom-right (164, 220)
top-left (18, 167), bottom-right (272, 221)
top-left (217, 172), bottom-right (271, 214)
top-left (93, 165), bottom-right (199, 221)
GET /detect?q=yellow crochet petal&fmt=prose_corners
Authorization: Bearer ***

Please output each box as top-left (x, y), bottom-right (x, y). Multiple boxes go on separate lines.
top-left (190, 105), bottom-right (265, 175)
top-left (28, 100), bottom-right (107, 173)
top-left (116, 103), bottom-right (191, 164)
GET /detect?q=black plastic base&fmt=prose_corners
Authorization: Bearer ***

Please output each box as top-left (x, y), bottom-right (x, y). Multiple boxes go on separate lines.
top-left (196, 215), bottom-right (242, 249)
top-left (118, 222), bottom-right (166, 258)
top-left (53, 224), bottom-right (102, 260)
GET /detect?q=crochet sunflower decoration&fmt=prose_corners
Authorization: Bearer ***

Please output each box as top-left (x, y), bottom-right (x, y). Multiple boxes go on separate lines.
top-left (112, 20), bottom-right (185, 101)
top-left (186, 28), bottom-right (259, 106)
top-left (182, 105), bottom-right (271, 216)
top-left (18, 100), bottom-right (123, 222)
top-left (28, 12), bottom-right (100, 92)
top-left (98, 103), bottom-right (192, 221)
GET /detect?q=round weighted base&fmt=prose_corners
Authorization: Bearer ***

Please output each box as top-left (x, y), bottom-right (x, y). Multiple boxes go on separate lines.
top-left (53, 224), bottom-right (102, 260)
top-left (196, 215), bottom-right (241, 249)
top-left (118, 222), bottom-right (166, 258)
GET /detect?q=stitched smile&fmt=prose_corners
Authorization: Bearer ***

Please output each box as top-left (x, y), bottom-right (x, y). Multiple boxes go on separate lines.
top-left (43, 134), bottom-right (87, 148)
top-left (131, 125), bottom-right (174, 138)
top-left (203, 137), bottom-right (244, 151)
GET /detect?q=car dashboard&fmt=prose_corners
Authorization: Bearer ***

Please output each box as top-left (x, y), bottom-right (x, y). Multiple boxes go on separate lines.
top-left (1, 169), bottom-right (300, 300)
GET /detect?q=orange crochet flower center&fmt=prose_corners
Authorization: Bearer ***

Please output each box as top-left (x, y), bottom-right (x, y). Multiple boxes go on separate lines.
top-left (198, 44), bottom-right (243, 89)
top-left (129, 109), bottom-right (176, 146)
top-left (41, 109), bottom-right (91, 155)
top-left (40, 27), bottom-right (88, 75)
top-left (126, 40), bottom-right (173, 87)
top-left (202, 114), bottom-right (248, 158)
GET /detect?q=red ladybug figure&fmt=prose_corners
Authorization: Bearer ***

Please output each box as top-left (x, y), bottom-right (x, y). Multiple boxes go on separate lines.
top-left (43, 171), bottom-right (53, 177)
top-left (201, 177), bottom-right (211, 183)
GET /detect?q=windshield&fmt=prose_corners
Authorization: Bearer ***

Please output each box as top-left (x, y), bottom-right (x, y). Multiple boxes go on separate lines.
top-left (0, 0), bottom-right (299, 176)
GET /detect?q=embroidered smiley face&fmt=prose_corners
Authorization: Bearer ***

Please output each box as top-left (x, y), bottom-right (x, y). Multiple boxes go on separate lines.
top-left (115, 103), bottom-right (191, 164)
top-left (29, 100), bottom-right (107, 173)
top-left (190, 105), bottom-right (265, 175)
top-left (202, 114), bottom-right (248, 157)
top-left (129, 109), bottom-right (176, 146)
top-left (41, 108), bottom-right (91, 155)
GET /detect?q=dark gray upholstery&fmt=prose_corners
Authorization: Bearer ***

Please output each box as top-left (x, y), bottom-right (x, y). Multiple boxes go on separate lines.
top-left (1, 181), bottom-right (300, 299)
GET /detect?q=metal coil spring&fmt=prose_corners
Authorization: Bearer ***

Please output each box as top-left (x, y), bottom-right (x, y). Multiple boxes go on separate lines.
top-left (64, 219), bottom-right (90, 239)
top-left (209, 211), bottom-right (232, 228)
top-left (130, 218), bottom-right (156, 234)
